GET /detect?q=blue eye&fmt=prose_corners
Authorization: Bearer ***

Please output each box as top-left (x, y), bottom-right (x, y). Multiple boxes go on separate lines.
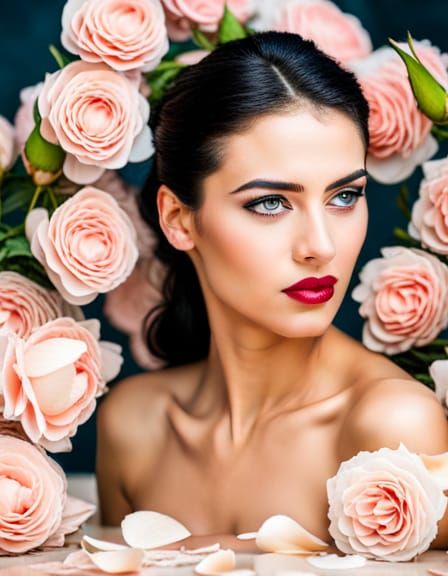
top-left (330, 189), bottom-right (365, 208)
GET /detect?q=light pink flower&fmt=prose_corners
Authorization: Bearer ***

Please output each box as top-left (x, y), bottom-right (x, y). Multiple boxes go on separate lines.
top-left (25, 187), bottom-right (139, 305)
top-left (0, 435), bottom-right (95, 554)
top-left (408, 156), bottom-right (448, 255)
top-left (273, 0), bottom-right (372, 65)
top-left (0, 116), bottom-right (17, 173)
top-left (327, 443), bottom-right (447, 561)
top-left (95, 170), bottom-right (156, 260)
top-left (104, 257), bottom-right (167, 370)
top-left (38, 60), bottom-right (153, 185)
top-left (61, 0), bottom-right (169, 73)
top-left (351, 246), bottom-right (448, 354)
top-left (161, 0), bottom-right (255, 40)
top-left (13, 82), bottom-right (43, 150)
top-left (352, 41), bottom-right (448, 184)
top-left (0, 317), bottom-right (123, 452)
top-left (429, 359), bottom-right (448, 416)
top-left (174, 49), bottom-right (210, 66)
top-left (0, 271), bottom-right (83, 339)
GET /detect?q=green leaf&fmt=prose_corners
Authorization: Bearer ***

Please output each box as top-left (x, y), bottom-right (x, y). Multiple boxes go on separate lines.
top-left (192, 29), bottom-right (217, 51)
top-left (25, 125), bottom-right (65, 172)
top-left (147, 67), bottom-right (184, 105)
top-left (33, 98), bottom-right (41, 126)
top-left (392, 226), bottom-right (421, 247)
top-left (218, 4), bottom-right (248, 44)
top-left (48, 44), bottom-right (72, 69)
top-left (388, 35), bottom-right (448, 123)
top-left (3, 236), bottom-right (33, 259)
top-left (396, 184), bottom-right (411, 220)
top-left (1, 178), bottom-right (35, 216)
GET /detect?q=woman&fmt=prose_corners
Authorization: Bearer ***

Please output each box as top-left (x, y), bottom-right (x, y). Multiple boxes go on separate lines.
top-left (96, 30), bottom-right (448, 548)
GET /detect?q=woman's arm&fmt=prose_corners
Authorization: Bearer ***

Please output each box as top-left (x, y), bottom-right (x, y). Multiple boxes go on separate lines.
top-left (339, 377), bottom-right (448, 549)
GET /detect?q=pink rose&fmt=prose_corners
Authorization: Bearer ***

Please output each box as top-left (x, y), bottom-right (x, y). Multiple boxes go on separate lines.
top-left (327, 443), bottom-right (447, 561)
top-left (0, 116), bottom-right (17, 173)
top-left (38, 60), bottom-right (153, 185)
top-left (61, 0), bottom-right (169, 73)
top-left (273, 0), bottom-right (372, 65)
top-left (0, 435), bottom-right (95, 554)
top-left (95, 170), bottom-right (156, 260)
top-left (13, 82), bottom-right (43, 150)
top-left (25, 187), bottom-right (139, 305)
top-left (104, 258), bottom-right (167, 370)
top-left (0, 271), bottom-right (83, 339)
top-left (408, 157), bottom-right (448, 255)
top-left (429, 359), bottom-right (448, 415)
top-left (352, 42), bottom-right (448, 184)
top-left (1, 317), bottom-right (123, 452)
top-left (161, 0), bottom-right (255, 40)
top-left (351, 246), bottom-right (448, 354)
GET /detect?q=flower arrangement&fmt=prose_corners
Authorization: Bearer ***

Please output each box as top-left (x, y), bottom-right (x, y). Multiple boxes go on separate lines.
top-left (1, 0), bottom-right (448, 561)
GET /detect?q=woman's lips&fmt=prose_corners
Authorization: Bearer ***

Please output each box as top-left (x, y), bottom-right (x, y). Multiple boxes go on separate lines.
top-left (282, 276), bottom-right (338, 304)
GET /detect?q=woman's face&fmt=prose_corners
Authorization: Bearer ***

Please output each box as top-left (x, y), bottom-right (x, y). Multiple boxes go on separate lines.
top-left (188, 107), bottom-right (368, 337)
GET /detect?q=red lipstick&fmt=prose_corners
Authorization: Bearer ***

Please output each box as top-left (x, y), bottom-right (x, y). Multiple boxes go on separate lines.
top-left (282, 275), bottom-right (338, 304)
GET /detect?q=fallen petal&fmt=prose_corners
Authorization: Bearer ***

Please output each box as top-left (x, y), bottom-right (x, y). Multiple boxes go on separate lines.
top-left (307, 553), bottom-right (366, 569)
top-left (180, 543), bottom-right (221, 554)
top-left (82, 534), bottom-right (128, 552)
top-left (87, 548), bottom-right (144, 573)
top-left (428, 570), bottom-right (448, 576)
top-left (121, 510), bottom-right (191, 549)
top-left (420, 452), bottom-right (448, 490)
top-left (255, 515), bottom-right (329, 554)
top-left (236, 532), bottom-right (257, 540)
top-left (195, 549), bottom-right (236, 575)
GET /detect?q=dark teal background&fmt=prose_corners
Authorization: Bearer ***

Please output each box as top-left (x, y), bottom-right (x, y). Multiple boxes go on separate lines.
top-left (0, 1), bottom-right (447, 472)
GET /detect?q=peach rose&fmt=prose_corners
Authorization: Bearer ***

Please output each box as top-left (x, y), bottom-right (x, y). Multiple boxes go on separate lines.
top-left (327, 443), bottom-right (447, 561)
top-left (0, 116), bottom-right (17, 173)
top-left (408, 157), bottom-right (448, 255)
top-left (25, 186), bottom-right (139, 305)
top-left (61, 0), bottom-right (169, 73)
top-left (13, 82), bottom-right (43, 150)
top-left (104, 257), bottom-right (167, 370)
top-left (0, 435), bottom-right (95, 554)
top-left (352, 41), bottom-right (448, 184)
top-left (38, 60), bottom-right (153, 185)
top-left (273, 0), bottom-right (372, 65)
top-left (161, 0), bottom-right (255, 40)
top-left (0, 317), bottom-right (123, 452)
top-left (429, 359), bottom-right (448, 416)
top-left (351, 246), bottom-right (448, 354)
top-left (0, 271), bottom-right (83, 339)
top-left (174, 49), bottom-right (210, 66)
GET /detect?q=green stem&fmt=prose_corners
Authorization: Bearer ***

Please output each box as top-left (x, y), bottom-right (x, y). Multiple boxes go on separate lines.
top-left (47, 187), bottom-right (58, 211)
top-left (27, 186), bottom-right (44, 215)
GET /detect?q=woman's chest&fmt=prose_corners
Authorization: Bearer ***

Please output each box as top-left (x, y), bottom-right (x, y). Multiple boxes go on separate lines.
top-left (130, 413), bottom-right (343, 540)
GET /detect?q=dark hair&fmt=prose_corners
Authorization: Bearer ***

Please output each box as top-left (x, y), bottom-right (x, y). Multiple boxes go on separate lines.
top-left (138, 30), bottom-right (370, 368)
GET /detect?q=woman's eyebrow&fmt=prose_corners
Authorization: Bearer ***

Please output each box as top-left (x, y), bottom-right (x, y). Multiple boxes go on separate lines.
top-left (229, 168), bottom-right (369, 194)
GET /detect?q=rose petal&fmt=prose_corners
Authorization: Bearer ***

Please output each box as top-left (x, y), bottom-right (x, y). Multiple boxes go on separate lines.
top-left (87, 548), bottom-right (144, 573)
top-left (419, 452), bottom-right (448, 491)
top-left (255, 515), bottom-right (329, 554)
top-left (121, 510), bottom-right (191, 549)
top-left (236, 532), bottom-right (257, 540)
top-left (24, 337), bottom-right (87, 377)
top-left (194, 549), bottom-right (236, 575)
top-left (82, 534), bottom-right (128, 552)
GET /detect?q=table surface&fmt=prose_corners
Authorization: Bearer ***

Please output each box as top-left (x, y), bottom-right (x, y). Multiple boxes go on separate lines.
top-left (0, 526), bottom-right (447, 575)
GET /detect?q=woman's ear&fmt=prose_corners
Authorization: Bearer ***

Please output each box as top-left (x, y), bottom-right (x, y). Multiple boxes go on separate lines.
top-left (157, 184), bottom-right (195, 251)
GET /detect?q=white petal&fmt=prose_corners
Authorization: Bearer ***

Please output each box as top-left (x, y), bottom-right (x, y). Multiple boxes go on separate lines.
top-left (82, 534), bottom-right (128, 552)
top-left (24, 337), bottom-right (87, 377)
top-left (236, 532), bottom-right (257, 540)
top-left (63, 154), bottom-right (105, 185)
top-left (87, 548), bottom-right (144, 573)
top-left (256, 515), bottom-right (328, 554)
top-left (195, 549), bottom-right (236, 575)
top-left (129, 126), bottom-right (154, 163)
top-left (307, 553), bottom-right (367, 569)
top-left (121, 510), bottom-right (191, 549)
top-left (420, 452), bottom-right (448, 491)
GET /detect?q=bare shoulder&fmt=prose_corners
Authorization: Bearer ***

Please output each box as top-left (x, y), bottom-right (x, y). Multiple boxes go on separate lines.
top-left (338, 348), bottom-right (448, 459)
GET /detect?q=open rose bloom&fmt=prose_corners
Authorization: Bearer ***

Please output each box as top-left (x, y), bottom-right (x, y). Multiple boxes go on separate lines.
top-left (327, 443), bottom-right (448, 561)
top-left (0, 317), bottom-right (123, 452)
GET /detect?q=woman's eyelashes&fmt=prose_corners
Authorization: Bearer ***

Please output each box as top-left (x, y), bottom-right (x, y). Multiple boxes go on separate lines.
top-left (243, 187), bottom-right (366, 218)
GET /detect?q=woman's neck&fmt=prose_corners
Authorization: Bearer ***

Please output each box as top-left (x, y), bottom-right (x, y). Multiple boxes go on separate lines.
top-left (199, 315), bottom-right (334, 450)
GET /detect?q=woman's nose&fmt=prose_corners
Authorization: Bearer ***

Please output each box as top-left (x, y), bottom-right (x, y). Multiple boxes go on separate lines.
top-left (291, 206), bottom-right (336, 265)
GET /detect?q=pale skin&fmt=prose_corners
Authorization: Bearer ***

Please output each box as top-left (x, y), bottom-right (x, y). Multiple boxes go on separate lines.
top-left (96, 107), bottom-right (448, 552)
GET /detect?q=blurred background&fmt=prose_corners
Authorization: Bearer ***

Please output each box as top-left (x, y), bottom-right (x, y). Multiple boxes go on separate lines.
top-left (0, 0), bottom-right (447, 472)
